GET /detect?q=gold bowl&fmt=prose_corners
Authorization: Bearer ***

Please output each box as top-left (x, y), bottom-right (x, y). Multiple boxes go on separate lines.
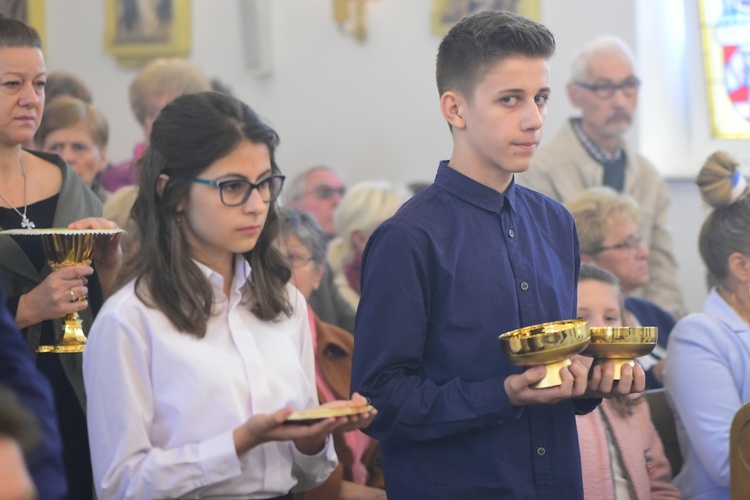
top-left (0, 228), bottom-right (124, 353)
top-left (498, 319), bottom-right (590, 388)
top-left (581, 326), bottom-right (658, 379)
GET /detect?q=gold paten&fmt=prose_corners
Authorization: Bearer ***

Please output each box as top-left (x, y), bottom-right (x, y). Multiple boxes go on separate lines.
top-left (499, 319), bottom-right (590, 389)
top-left (1, 228), bottom-right (124, 353)
top-left (286, 405), bottom-right (375, 424)
top-left (582, 326), bottom-right (658, 379)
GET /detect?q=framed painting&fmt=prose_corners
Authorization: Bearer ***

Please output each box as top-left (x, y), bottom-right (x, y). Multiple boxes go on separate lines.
top-left (431, 0), bottom-right (540, 37)
top-left (0, 0), bottom-right (45, 45)
top-left (103, 0), bottom-right (191, 68)
top-left (699, 0), bottom-right (750, 139)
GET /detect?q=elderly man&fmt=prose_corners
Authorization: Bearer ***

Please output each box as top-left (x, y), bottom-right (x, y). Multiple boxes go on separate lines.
top-left (284, 166), bottom-right (347, 240)
top-left (517, 35), bottom-right (685, 318)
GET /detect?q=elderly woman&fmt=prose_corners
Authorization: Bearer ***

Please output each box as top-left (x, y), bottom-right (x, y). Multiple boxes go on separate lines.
top-left (99, 57), bottom-right (211, 193)
top-left (279, 208), bottom-right (385, 500)
top-left (327, 181), bottom-right (409, 309)
top-left (665, 151), bottom-right (750, 500)
top-left (565, 186), bottom-right (675, 388)
top-left (35, 96), bottom-right (109, 201)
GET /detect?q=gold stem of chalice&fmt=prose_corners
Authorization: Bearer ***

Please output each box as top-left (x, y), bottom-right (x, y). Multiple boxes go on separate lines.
top-left (533, 358), bottom-right (573, 389)
top-left (36, 233), bottom-right (95, 354)
top-left (591, 358), bottom-right (635, 381)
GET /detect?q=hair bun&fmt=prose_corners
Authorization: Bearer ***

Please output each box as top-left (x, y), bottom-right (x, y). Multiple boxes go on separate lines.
top-left (696, 151), bottom-right (747, 209)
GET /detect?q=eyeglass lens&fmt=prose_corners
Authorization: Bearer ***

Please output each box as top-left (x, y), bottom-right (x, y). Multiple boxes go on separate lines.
top-left (314, 185), bottom-right (346, 200)
top-left (220, 176), bottom-right (284, 206)
top-left (588, 78), bottom-right (640, 98)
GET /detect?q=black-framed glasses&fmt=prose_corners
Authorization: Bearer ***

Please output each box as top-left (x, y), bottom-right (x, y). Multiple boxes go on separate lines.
top-left (574, 77), bottom-right (641, 99)
top-left (596, 236), bottom-right (644, 254)
top-left (192, 175), bottom-right (285, 206)
top-left (306, 185), bottom-right (346, 200)
top-left (285, 252), bottom-right (316, 268)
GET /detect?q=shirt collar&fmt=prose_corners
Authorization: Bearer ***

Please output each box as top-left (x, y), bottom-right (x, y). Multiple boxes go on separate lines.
top-left (192, 255), bottom-right (252, 299)
top-left (707, 287), bottom-right (750, 333)
top-left (570, 118), bottom-right (624, 164)
top-left (434, 160), bottom-right (515, 214)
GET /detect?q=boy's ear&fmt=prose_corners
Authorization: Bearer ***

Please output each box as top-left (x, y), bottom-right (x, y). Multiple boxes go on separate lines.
top-left (440, 91), bottom-right (467, 130)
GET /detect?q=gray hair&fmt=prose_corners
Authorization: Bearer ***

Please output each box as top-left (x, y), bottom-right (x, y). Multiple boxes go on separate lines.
top-left (283, 165), bottom-right (343, 204)
top-left (570, 35), bottom-right (637, 82)
top-left (278, 207), bottom-right (328, 267)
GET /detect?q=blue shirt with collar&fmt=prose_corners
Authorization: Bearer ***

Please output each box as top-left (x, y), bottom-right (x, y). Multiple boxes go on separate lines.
top-left (0, 283), bottom-right (67, 499)
top-left (351, 161), bottom-right (597, 499)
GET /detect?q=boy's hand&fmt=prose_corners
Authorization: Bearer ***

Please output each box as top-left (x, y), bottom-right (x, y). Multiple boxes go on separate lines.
top-left (504, 359), bottom-right (589, 406)
top-left (583, 360), bottom-right (646, 398)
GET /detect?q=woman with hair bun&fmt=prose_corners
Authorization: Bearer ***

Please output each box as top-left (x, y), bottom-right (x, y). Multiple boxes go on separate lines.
top-left (664, 151), bottom-right (750, 499)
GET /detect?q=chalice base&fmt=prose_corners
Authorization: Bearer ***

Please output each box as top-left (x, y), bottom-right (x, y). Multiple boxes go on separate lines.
top-left (532, 358), bottom-right (572, 389)
top-left (592, 358), bottom-right (635, 380)
top-left (36, 313), bottom-right (86, 354)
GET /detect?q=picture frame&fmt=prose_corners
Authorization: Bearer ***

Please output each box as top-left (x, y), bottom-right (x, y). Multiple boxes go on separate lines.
top-left (431, 0), bottom-right (540, 37)
top-left (103, 0), bottom-right (191, 68)
top-left (0, 0), bottom-right (46, 46)
top-left (699, 0), bottom-right (750, 139)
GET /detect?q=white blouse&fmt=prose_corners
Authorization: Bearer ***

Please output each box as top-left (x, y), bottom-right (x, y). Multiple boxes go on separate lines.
top-left (83, 257), bottom-right (337, 499)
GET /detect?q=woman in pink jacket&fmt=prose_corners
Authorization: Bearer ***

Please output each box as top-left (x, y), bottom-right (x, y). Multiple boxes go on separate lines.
top-left (576, 263), bottom-right (679, 499)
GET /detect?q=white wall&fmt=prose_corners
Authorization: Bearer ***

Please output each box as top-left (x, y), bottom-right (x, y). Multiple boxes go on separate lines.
top-left (39, 0), bottom-right (741, 313)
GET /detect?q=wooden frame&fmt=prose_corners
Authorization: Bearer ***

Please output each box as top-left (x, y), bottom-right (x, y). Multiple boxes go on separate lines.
top-left (431, 0), bottom-right (541, 37)
top-left (699, 0), bottom-right (750, 139)
top-left (103, 0), bottom-right (191, 68)
top-left (0, 0), bottom-right (45, 46)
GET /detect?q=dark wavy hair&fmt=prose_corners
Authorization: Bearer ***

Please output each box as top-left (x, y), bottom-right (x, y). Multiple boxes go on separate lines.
top-left (117, 91), bottom-right (292, 337)
top-left (0, 14), bottom-right (42, 48)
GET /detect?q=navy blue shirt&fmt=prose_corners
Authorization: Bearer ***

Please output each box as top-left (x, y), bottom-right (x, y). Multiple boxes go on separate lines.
top-left (351, 162), bottom-right (597, 499)
top-left (0, 283), bottom-right (67, 499)
top-left (626, 296), bottom-right (675, 389)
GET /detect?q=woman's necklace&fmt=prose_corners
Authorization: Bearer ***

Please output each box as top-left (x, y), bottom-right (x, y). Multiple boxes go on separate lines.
top-left (0, 154), bottom-right (35, 229)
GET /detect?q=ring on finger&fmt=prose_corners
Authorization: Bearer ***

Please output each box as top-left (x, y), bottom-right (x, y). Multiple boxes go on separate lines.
top-left (69, 289), bottom-right (76, 303)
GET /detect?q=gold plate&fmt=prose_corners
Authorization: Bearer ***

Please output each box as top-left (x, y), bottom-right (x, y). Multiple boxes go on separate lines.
top-left (286, 405), bottom-right (374, 424)
top-left (0, 228), bottom-right (124, 236)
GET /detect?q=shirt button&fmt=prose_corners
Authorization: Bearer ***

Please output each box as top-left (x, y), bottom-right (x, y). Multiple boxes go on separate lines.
top-left (508, 229), bottom-right (515, 238)
top-left (537, 447), bottom-right (546, 456)
top-left (520, 282), bottom-right (529, 291)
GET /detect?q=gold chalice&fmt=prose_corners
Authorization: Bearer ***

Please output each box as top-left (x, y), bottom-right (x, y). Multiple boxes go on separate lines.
top-left (0, 228), bottom-right (123, 353)
top-left (499, 319), bottom-right (590, 389)
top-left (581, 326), bottom-right (658, 379)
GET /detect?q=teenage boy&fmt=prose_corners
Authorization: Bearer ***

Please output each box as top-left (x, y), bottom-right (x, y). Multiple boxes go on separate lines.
top-left (350, 11), bottom-right (645, 499)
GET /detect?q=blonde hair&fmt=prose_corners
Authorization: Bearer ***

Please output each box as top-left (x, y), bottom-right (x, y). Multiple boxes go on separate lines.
top-left (697, 151), bottom-right (750, 284)
top-left (129, 58), bottom-right (211, 126)
top-left (564, 186), bottom-right (639, 255)
top-left (328, 181), bottom-right (409, 274)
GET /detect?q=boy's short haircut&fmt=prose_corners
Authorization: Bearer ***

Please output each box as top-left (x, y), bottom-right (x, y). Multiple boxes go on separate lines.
top-left (436, 10), bottom-right (556, 101)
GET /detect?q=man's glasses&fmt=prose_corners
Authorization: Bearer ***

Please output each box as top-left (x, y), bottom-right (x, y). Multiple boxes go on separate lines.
top-left (305, 185), bottom-right (346, 200)
top-left (596, 236), bottom-right (643, 254)
top-left (574, 77), bottom-right (641, 99)
top-left (192, 175), bottom-right (285, 206)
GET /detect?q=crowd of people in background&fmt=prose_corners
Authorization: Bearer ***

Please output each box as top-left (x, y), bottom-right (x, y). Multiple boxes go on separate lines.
top-left (0, 7), bottom-right (748, 500)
